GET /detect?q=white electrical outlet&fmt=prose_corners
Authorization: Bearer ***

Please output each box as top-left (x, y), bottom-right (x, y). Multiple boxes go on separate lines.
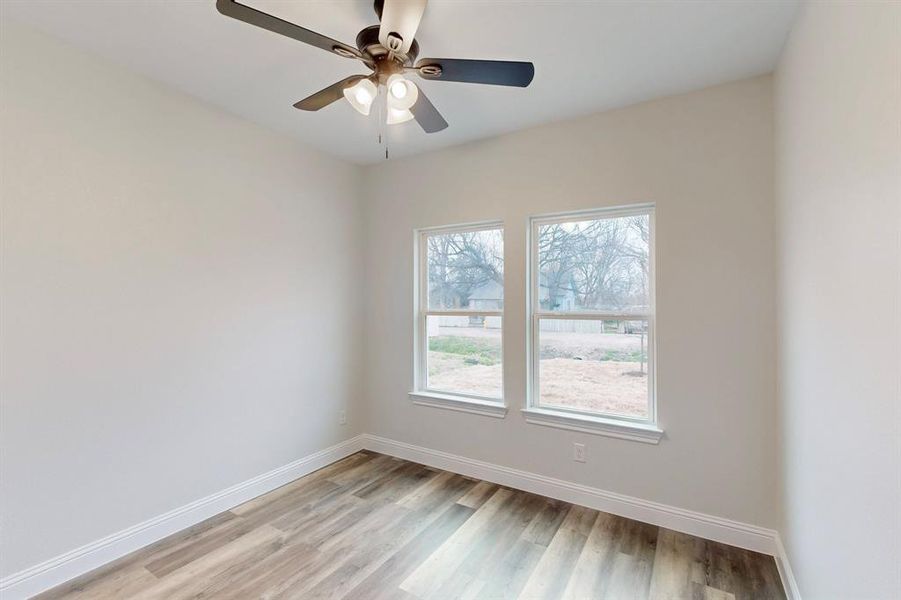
top-left (573, 443), bottom-right (586, 463)
top-left (339, 410), bottom-right (347, 425)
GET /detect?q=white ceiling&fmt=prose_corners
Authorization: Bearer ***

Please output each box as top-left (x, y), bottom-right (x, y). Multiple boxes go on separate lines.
top-left (2, 0), bottom-right (798, 165)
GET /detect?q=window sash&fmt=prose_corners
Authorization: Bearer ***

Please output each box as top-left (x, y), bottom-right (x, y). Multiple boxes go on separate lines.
top-left (419, 222), bottom-right (504, 314)
top-left (528, 205), bottom-right (656, 425)
top-left (533, 311), bottom-right (650, 320)
top-left (530, 314), bottom-right (655, 424)
top-left (425, 309), bottom-right (503, 317)
top-left (415, 221), bottom-right (505, 403)
top-left (417, 312), bottom-right (504, 402)
top-left (531, 204), bottom-right (653, 228)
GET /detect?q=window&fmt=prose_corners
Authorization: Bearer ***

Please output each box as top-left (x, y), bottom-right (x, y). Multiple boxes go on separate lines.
top-left (527, 206), bottom-right (661, 442)
top-left (412, 223), bottom-right (505, 417)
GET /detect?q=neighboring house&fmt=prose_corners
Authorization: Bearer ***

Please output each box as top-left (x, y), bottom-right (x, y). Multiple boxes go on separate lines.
top-left (426, 280), bottom-right (504, 332)
top-left (465, 280), bottom-right (503, 327)
top-left (468, 280), bottom-right (503, 310)
top-left (537, 273), bottom-right (577, 311)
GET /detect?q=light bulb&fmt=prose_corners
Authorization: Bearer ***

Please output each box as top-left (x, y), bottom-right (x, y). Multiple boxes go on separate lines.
top-left (390, 79), bottom-right (407, 99)
top-left (386, 74), bottom-right (418, 111)
top-left (343, 78), bottom-right (377, 116)
top-left (355, 87), bottom-right (372, 104)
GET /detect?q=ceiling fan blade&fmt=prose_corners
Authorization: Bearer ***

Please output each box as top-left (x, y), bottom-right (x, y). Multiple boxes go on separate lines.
top-left (378, 0), bottom-right (427, 55)
top-left (410, 85), bottom-right (448, 133)
top-left (216, 0), bottom-right (362, 60)
top-left (415, 58), bottom-right (535, 87)
top-left (293, 76), bottom-right (366, 111)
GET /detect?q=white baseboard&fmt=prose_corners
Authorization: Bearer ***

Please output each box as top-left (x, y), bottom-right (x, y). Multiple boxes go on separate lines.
top-left (3, 433), bottom-right (791, 600)
top-left (361, 434), bottom-right (779, 556)
top-left (0, 435), bottom-right (366, 600)
top-left (774, 533), bottom-right (802, 600)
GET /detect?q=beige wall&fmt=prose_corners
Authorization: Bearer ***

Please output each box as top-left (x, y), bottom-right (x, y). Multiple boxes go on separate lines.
top-left (775, 2), bottom-right (901, 598)
top-left (0, 22), bottom-right (364, 576)
top-left (13, 4), bottom-right (900, 593)
top-left (361, 76), bottom-right (778, 528)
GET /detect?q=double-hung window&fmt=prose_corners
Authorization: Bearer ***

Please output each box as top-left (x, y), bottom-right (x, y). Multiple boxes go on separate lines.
top-left (526, 205), bottom-right (662, 442)
top-left (412, 223), bottom-right (505, 417)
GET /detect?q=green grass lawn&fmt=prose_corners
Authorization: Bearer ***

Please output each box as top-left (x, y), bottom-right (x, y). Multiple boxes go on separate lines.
top-left (429, 336), bottom-right (501, 366)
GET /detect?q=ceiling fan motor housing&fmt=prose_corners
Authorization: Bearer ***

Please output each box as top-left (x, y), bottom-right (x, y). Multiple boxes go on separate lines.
top-left (355, 25), bottom-right (419, 68)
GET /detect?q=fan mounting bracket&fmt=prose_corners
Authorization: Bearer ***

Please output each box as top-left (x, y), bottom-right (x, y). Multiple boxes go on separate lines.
top-left (332, 46), bottom-right (358, 59)
top-left (419, 64), bottom-right (442, 77)
top-left (384, 32), bottom-right (404, 53)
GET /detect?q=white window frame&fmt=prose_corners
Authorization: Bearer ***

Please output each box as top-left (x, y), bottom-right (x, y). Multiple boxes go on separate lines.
top-left (524, 204), bottom-right (663, 443)
top-left (410, 221), bottom-right (507, 418)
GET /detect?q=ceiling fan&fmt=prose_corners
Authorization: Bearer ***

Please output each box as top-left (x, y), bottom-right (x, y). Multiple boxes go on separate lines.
top-left (215, 0), bottom-right (535, 134)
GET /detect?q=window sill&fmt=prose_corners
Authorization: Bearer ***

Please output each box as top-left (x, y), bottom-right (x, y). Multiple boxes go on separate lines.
top-left (410, 391), bottom-right (507, 419)
top-left (521, 407), bottom-right (663, 444)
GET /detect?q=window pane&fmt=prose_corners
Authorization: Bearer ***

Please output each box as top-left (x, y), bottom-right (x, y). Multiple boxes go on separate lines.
top-left (538, 319), bottom-right (649, 419)
top-left (538, 214), bottom-right (649, 313)
top-left (427, 228), bottom-right (504, 310)
top-left (427, 315), bottom-right (502, 399)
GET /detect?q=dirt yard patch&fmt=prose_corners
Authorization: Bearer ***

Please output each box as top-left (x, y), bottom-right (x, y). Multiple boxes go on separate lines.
top-left (538, 358), bottom-right (648, 419)
top-left (428, 353), bottom-right (648, 419)
top-left (427, 352), bottom-right (503, 398)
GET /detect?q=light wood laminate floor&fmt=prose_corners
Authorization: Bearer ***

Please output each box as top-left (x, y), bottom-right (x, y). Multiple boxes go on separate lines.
top-left (38, 451), bottom-right (786, 599)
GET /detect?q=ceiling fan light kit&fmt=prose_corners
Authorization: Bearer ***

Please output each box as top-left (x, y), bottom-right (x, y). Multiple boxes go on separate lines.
top-left (216, 0), bottom-right (534, 138)
top-left (343, 78), bottom-right (377, 116)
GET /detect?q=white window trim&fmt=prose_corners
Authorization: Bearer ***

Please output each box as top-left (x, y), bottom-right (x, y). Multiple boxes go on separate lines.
top-left (411, 220), bottom-right (506, 418)
top-left (525, 204), bottom-right (663, 443)
top-left (521, 407), bottom-right (662, 444)
top-left (410, 391), bottom-right (507, 418)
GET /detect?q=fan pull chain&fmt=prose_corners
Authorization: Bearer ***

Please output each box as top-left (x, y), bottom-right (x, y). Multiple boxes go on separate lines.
top-left (372, 87), bottom-right (390, 160)
top-left (383, 91), bottom-right (390, 160)
top-left (377, 87), bottom-right (383, 146)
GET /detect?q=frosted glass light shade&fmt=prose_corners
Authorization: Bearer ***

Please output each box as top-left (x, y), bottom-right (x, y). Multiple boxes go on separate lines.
top-left (387, 107), bottom-right (414, 124)
top-left (343, 79), bottom-right (377, 116)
